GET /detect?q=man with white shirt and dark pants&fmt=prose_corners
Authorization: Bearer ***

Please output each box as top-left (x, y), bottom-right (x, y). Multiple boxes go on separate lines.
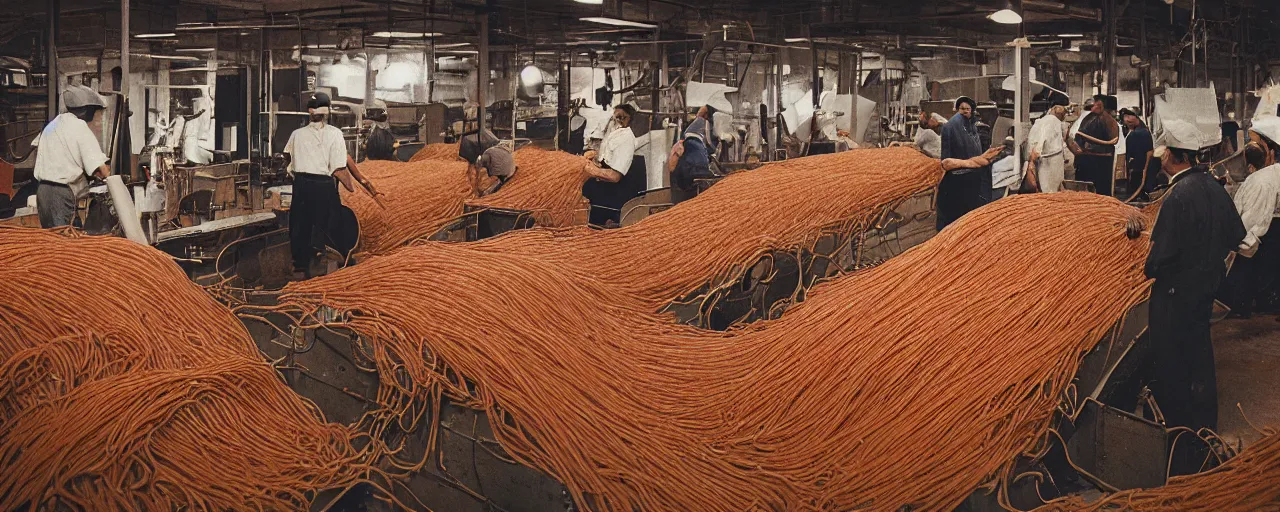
top-left (32, 85), bottom-right (112, 228)
top-left (284, 92), bottom-right (373, 276)
top-left (583, 104), bottom-right (641, 226)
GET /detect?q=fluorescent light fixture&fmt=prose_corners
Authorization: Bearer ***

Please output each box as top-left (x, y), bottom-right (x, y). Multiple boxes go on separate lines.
top-left (371, 31), bottom-right (442, 38)
top-left (916, 43), bottom-right (984, 52)
top-left (133, 32), bottom-right (177, 39)
top-left (437, 50), bottom-right (479, 55)
top-left (170, 67), bottom-right (215, 73)
top-left (580, 17), bottom-right (657, 29)
top-left (573, 0), bottom-right (603, 3)
top-left (173, 47), bottom-right (217, 52)
top-left (784, 37), bottom-right (810, 43)
top-left (433, 43), bottom-right (472, 49)
top-left (1058, 33), bottom-right (1084, 38)
top-left (131, 54), bottom-right (202, 61)
top-left (564, 40), bottom-right (610, 46)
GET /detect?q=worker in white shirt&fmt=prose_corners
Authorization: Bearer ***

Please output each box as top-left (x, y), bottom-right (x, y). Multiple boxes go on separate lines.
top-left (1220, 117), bottom-right (1280, 318)
top-left (912, 111), bottom-right (947, 159)
top-left (283, 92), bottom-right (380, 275)
top-left (1025, 106), bottom-right (1068, 193)
top-left (583, 104), bottom-right (637, 182)
top-left (581, 104), bottom-right (643, 226)
top-left (31, 84), bottom-right (111, 228)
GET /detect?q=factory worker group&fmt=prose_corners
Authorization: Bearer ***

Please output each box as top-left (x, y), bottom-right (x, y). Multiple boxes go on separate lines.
top-left (917, 94), bottom-right (1280, 435)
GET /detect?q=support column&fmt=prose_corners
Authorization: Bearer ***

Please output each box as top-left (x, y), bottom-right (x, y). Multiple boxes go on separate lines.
top-left (47, 0), bottom-right (58, 119)
top-left (477, 11), bottom-right (488, 135)
top-left (1011, 38), bottom-right (1031, 176)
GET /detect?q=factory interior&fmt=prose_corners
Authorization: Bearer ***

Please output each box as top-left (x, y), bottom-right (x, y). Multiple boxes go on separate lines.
top-left (5, 0), bottom-right (1280, 510)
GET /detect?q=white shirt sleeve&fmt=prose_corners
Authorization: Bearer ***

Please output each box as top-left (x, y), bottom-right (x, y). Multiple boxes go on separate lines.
top-left (1236, 176), bottom-right (1279, 253)
top-left (328, 128), bottom-right (348, 172)
top-left (283, 132), bottom-right (296, 173)
top-left (604, 131), bottom-right (635, 176)
top-left (74, 122), bottom-right (107, 177)
top-left (1027, 120), bottom-right (1046, 155)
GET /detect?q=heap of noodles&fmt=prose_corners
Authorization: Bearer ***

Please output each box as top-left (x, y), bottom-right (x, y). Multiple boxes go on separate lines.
top-left (1035, 428), bottom-right (1280, 511)
top-left (278, 193), bottom-right (1155, 510)
top-left (467, 147), bottom-right (946, 310)
top-left (342, 159), bottom-right (475, 254)
top-left (0, 228), bottom-right (379, 510)
top-left (465, 146), bottom-right (592, 227)
top-left (407, 142), bottom-right (461, 162)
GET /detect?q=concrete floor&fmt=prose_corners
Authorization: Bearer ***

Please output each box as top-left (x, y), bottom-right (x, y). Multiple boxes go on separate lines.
top-left (1213, 315), bottom-right (1280, 448)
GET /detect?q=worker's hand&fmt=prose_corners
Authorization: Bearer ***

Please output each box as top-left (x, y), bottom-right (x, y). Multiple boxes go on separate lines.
top-left (1124, 214), bottom-right (1145, 240)
top-left (583, 150), bottom-right (598, 161)
top-left (363, 180), bottom-right (384, 197)
top-left (670, 141), bottom-right (685, 158)
top-left (979, 146), bottom-right (1003, 164)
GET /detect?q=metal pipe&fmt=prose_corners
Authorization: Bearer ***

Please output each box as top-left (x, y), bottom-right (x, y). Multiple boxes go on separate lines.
top-left (1021, 0), bottom-right (1102, 21)
top-left (477, 11), bottom-right (488, 136)
top-left (121, 0), bottom-right (129, 100)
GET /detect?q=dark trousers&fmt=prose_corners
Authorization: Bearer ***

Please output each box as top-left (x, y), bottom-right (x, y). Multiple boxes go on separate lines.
top-left (1147, 277), bottom-right (1220, 432)
top-left (1075, 154), bottom-right (1114, 197)
top-left (936, 169), bottom-right (989, 231)
top-left (290, 173), bottom-right (340, 271)
top-left (1219, 229), bottom-right (1280, 316)
top-left (36, 182), bottom-right (77, 228)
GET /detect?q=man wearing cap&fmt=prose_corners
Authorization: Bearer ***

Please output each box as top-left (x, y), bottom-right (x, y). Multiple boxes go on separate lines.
top-left (1120, 108), bottom-right (1161, 201)
top-left (912, 111), bottom-right (947, 159)
top-left (363, 103), bottom-right (398, 161)
top-left (1026, 106), bottom-right (1068, 193)
top-left (283, 92), bottom-right (380, 275)
top-left (1220, 118), bottom-right (1280, 318)
top-left (1071, 94), bottom-right (1120, 196)
top-left (459, 128), bottom-right (516, 197)
top-left (1144, 119), bottom-right (1246, 432)
top-left (31, 84), bottom-right (112, 228)
top-left (668, 113), bottom-right (715, 203)
top-left (937, 96), bottom-right (991, 230)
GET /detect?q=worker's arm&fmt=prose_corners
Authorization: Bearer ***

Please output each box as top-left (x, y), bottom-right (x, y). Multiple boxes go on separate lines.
top-left (344, 154), bottom-right (382, 196)
top-left (583, 160), bottom-right (624, 183)
top-left (1124, 150), bottom-right (1153, 202)
top-left (941, 147), bottom-right (1004, 171)
top-left (332, 167), bottom-right (357, 192)
top-left (666, 141), bottom-right (685, 173)
top-left (93, 164), bottom-right (110, 180)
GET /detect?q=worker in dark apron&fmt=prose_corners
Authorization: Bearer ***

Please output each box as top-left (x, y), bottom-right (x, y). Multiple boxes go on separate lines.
top-left (1143, 119), bottom-right (1245, 434)
top-left (1070, 94), bottom-right (1120, 196)
top-left (363, 106), bottom-right (397, 161)
top-left (937, 96), bottom-right (990, 231)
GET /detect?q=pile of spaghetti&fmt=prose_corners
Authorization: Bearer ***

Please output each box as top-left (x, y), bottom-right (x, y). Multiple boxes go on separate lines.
top-left (465, 146), bottom-right (593, 227)
top-left (343, 159), bottom-right (474, 254)
top-left (407, 142), bottom-right (460, 162)
top-left (0, 228), bottom-right (379, 510)
top-left (469, 147), bottom-right (946, 309)
top-left (279, 193), bottom-right (1155, 510)
top-left (1035, 428), bottom-right (1280, 511)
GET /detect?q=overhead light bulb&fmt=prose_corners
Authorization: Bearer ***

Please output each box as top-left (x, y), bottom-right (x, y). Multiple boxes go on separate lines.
top-left (988, 0), bottom-right (1023, 24)
top-left (133, 32), bottom-right (177, 39)
top-left (1058, 33), bottom-right (1084, 38)
top-left (519, 64), bottom-right (544, 88)
top-left (988, 9), bottom-right (1022, 24)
